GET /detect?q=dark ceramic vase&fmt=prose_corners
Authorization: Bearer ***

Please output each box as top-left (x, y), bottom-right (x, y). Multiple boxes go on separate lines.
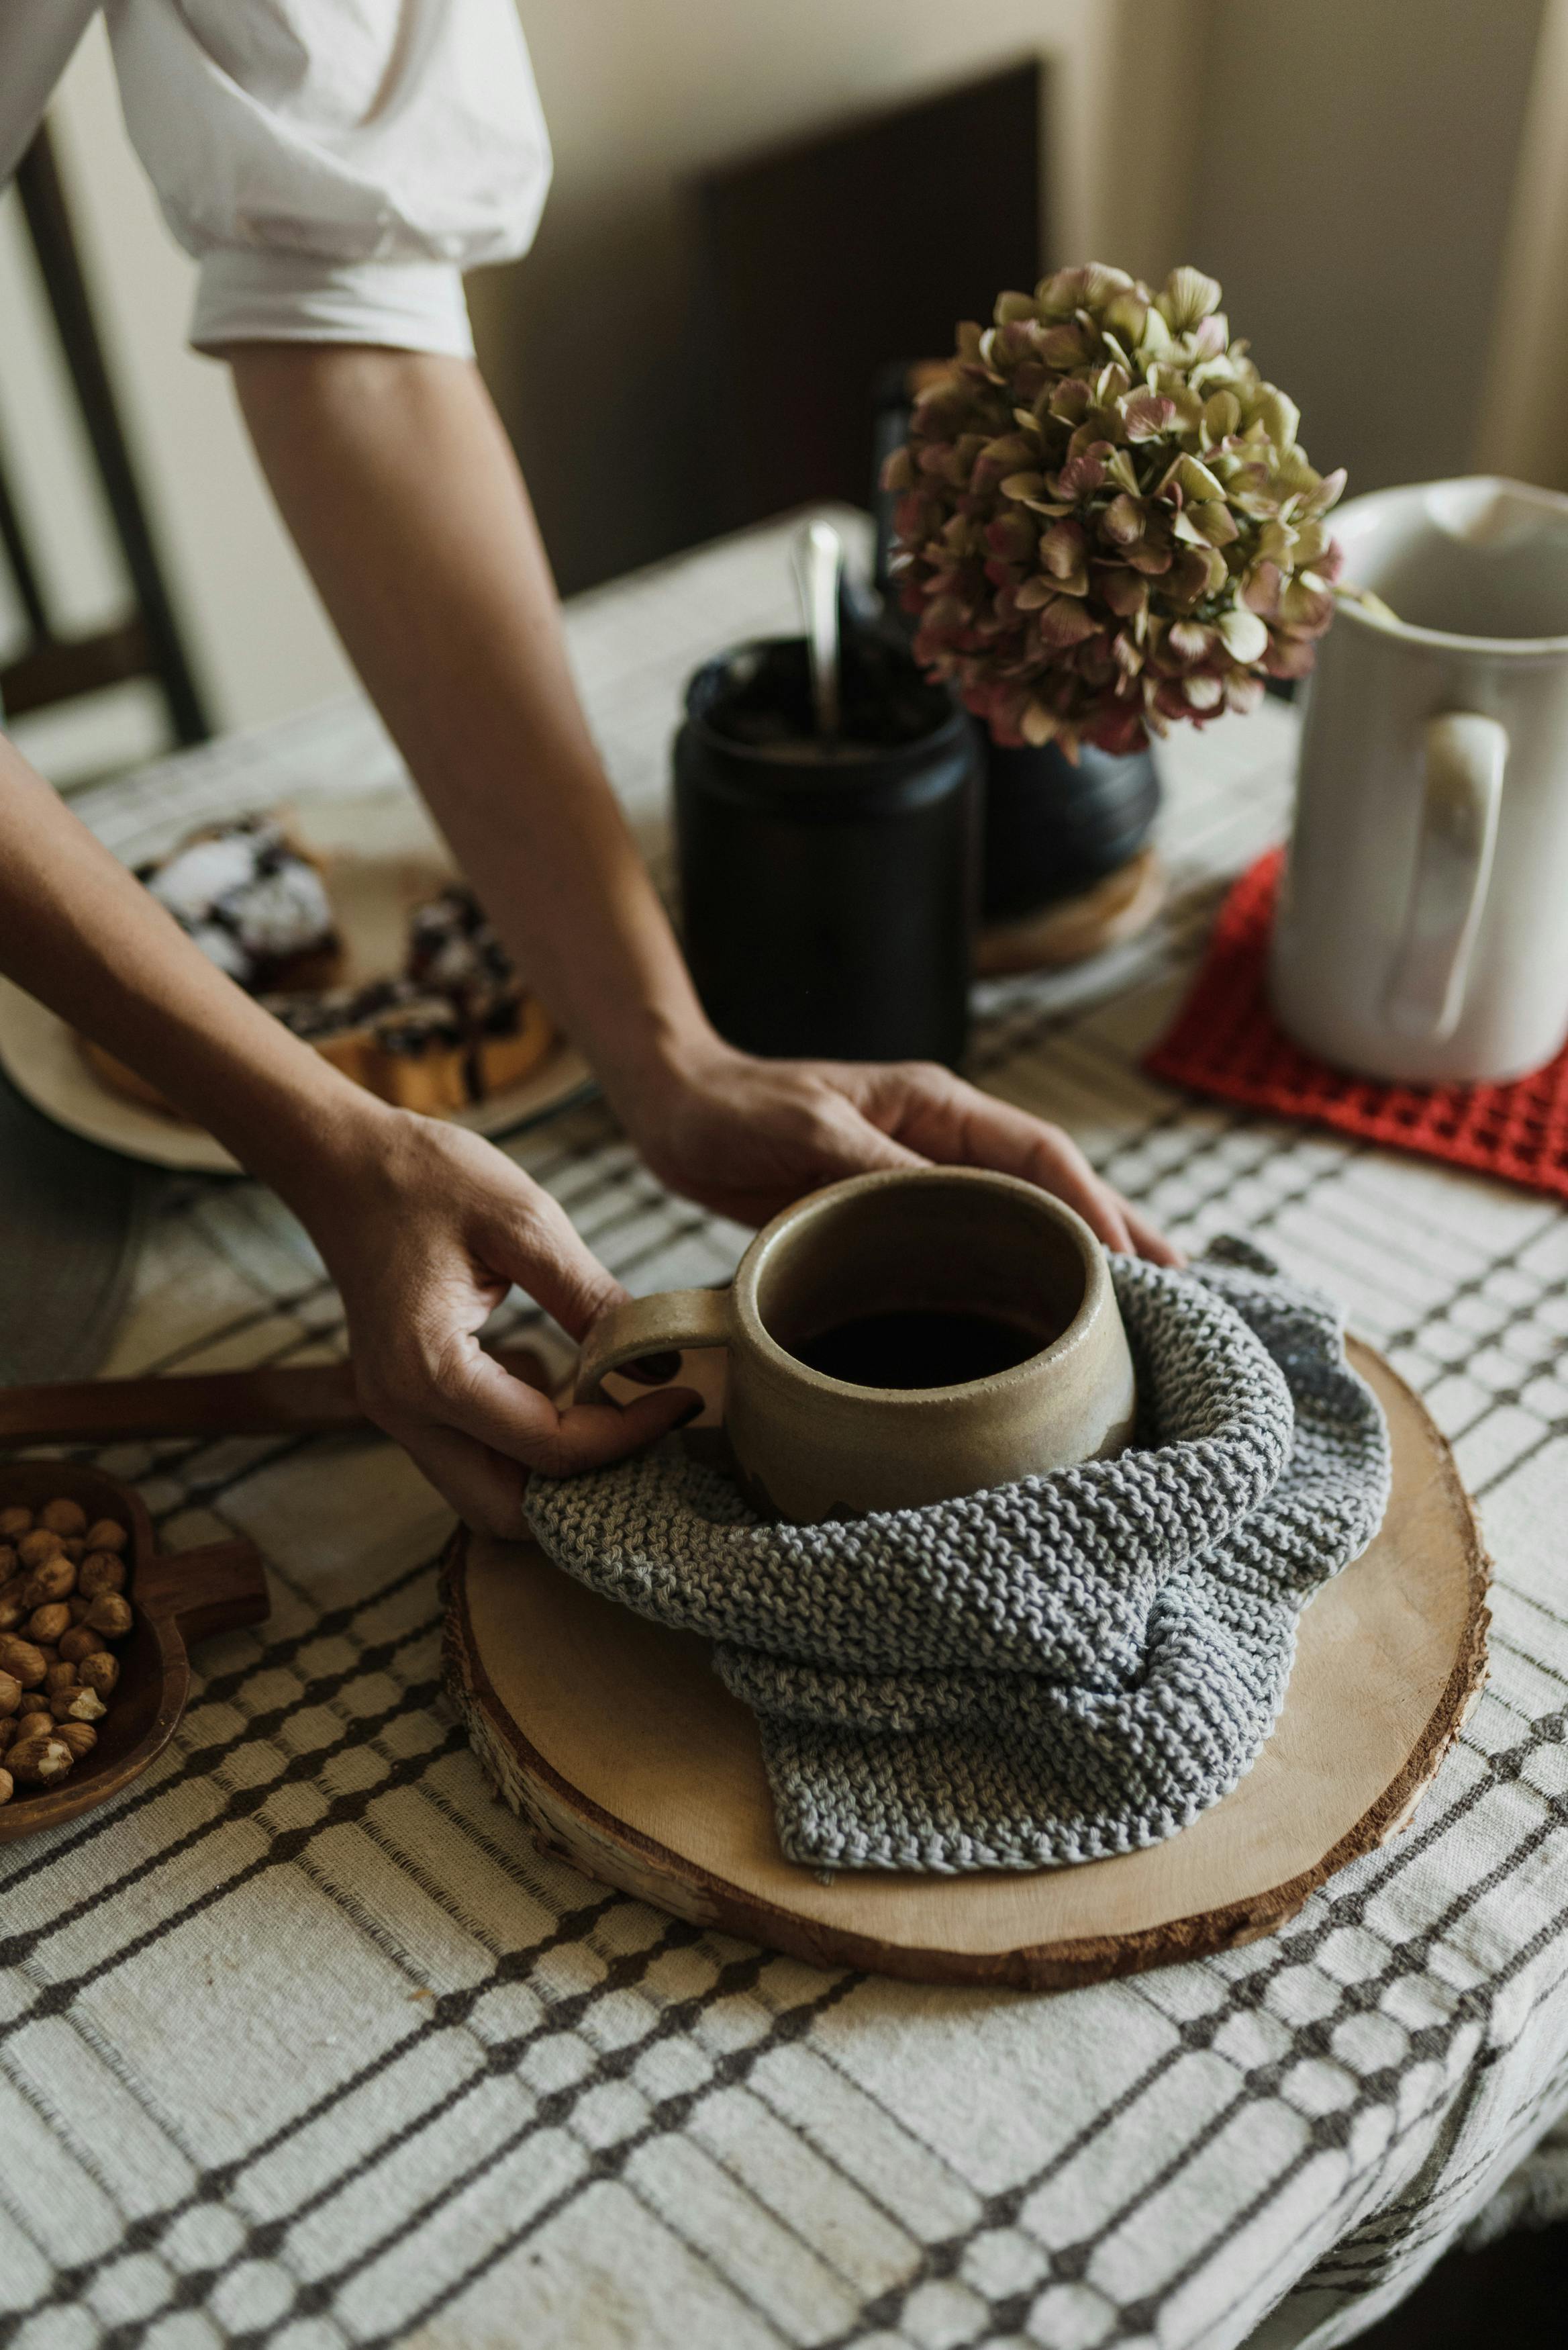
top-left (675, 637), bottom-right (979, 1068)
top-left (979, 732), bottom-right (1161, 923)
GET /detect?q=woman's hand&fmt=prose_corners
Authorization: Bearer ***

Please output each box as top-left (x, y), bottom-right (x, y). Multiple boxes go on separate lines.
top-left (627, 1041), bottom-right (1179, 1262)
top-left (291, 1107), bottom-right (701, 1534)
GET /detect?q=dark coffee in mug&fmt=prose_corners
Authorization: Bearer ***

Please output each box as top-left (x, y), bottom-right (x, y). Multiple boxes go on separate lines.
top-left (791, 1307), bottom-right (1058, 1390)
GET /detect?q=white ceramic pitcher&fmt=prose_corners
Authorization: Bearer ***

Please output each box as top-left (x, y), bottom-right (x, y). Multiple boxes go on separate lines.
top-left (1270, 477), bottom-right (1568, 1082)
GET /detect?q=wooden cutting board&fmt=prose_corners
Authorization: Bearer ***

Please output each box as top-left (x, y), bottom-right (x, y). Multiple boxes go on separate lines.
top-left (442, 1340), bottom-right (1489, 1989)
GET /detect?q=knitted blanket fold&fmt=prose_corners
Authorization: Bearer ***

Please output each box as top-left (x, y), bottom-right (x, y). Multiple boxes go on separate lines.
top-left (526, 1240), bottom-right (1391, 1873)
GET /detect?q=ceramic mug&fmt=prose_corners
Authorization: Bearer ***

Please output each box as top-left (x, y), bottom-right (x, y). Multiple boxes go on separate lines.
top-left (1271, 476), bottom-right (1568, 1082)
top-left (575, 1167), bottom-right (1137, 1523)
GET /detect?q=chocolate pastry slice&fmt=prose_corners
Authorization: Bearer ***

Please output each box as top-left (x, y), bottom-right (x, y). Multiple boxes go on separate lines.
top-left (81, 845), bottom-right (555, 1123)
top-left (136, 814), bottom-right (340, 994)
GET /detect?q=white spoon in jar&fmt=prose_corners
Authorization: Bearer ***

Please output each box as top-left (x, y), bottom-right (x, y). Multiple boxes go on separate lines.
top-left (793, 518), bottom-right (844, 740)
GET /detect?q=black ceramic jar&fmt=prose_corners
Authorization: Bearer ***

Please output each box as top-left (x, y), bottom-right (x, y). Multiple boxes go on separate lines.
top-left (675, 637), bottom-right (979, 1067)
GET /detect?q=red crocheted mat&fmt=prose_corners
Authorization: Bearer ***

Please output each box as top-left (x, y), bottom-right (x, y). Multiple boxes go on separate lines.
top-left (1144, 849), bottom-right (1568, 1203)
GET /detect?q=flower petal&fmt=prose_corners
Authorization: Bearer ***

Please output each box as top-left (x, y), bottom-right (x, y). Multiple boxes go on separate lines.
top-left (1242, 560), bottom-right (1283, 617)
top-left (1100, 492), bottom-right (1146, 547)
top-left (1220, 606), bottom-right (1269, 663)
top-left (1123, 390), bottom-right (1178, 442)
top-left (1254, 387), bottom-right (1301, 455)
top-left (1039, 518), bottom-right (1089, 579)
top-left (1167, 620), bottom-right (1216, 665)
top-left (1095, 565), bottom-right (1149, 619)
top-left (1159, 266), bottom-right (1223, 332)
top-left (1037, 596), bottom-right (1102, 647)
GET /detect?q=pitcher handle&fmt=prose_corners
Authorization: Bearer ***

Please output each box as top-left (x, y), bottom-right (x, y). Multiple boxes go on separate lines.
top-left (575, 1288), bottom-right (730, 1405)
top-left (1383, 712), bottom-right (1507, 1041)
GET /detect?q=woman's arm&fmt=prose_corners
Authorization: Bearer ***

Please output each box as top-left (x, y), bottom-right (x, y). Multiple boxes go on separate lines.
top-left (231, 347), bottom-right (1174, 1261)
top-left (230, 346), bottom-right (704, 1124)
top-left (0, 740), bottom-right (699, 1526)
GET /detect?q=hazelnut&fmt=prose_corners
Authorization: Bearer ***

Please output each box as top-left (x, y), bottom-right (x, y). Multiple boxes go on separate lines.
top-left (27, 1605), bottom-right (71, 1646)
top-left (58, 1626), bottom-right (107, 1666)
top-left (0, 1637), bottom-right (47, 1688)
top-left (17, 1688), bottom-right (52, 1717)
top-left (0, 1507), bottom-right (32, 1542)
top-left (77, 1652), bottom-right (119, 1699)
top-left (0, 1672), bottom-right (19, 1715)
top-left (0, 1594), bottom-right (25, 1636)
top-left (54, 1722), bottom-right (97, 1761)
top-left (0, 1545), bottom-right (17, 1586)
top-left (60, 1538), bottom-right (85, 1564)
top-left (39, 1499), bottom-right (87, 1538)
top-left (36, 1644), bottom-right (59, 1668)
top-left (0, 1767), bottom-right (11, 1805)
top-left (7, 1733), bottom-right (72, 1786)
top-left (51, 1686), bottom-right (105, 1725)
top-left (44, 1663), bottom-right (77, 1696)
top-left (77, 1554), bottom-right (126, 1601)
top-left (0, 1717), bottom-right (15, 1753)
top-left (22, 1556), bottom-right (76, 1608)
top-left (83, 1519), bottom-right (128, 1556)
top-left (83, 1593), bottom-right (133, 1640)
top-left (17, 1529), bottom-right (62, 1570)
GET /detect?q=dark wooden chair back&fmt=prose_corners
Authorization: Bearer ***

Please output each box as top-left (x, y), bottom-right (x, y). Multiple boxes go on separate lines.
top-left (1, 123), bottom-right (208, 743)
top-left (693, 60), bottom-right (1044, 534)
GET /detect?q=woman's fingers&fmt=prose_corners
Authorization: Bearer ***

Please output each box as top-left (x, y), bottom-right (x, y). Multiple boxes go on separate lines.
top-left (1122, 1198), bottom-right (1184, 1267)
top-left (836, 1062), bottom-right (1175, 1262)
top-left (388, 1417), bottom-right (531, 1538)
top-left (448, 1342), bottom-right (701, 1472)
top-left (369, 1365), bottom-right (701, 1532)
top-left (377, 1341), bottom-right (699, 1478)
top-left (476, 1180), bottom-right (631, 1343)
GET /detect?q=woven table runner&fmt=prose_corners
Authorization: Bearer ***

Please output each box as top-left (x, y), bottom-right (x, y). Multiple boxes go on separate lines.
top-left (1145, 847), bottom-right (1568, 1202)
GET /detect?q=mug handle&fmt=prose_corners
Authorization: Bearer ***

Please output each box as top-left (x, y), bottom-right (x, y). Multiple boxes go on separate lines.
top-left (1383, 712), bottom-right (1507, 1041)
top-left (575, 1288), bottom-right (730, 1405)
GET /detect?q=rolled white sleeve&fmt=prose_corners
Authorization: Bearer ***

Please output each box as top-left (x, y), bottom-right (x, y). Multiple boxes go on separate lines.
top-left (103, 0), bottom-right (553, 357)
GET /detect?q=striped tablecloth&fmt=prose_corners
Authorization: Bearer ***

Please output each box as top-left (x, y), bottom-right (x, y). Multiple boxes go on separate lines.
top-left (3, 514), bottom-right (1566, 2350)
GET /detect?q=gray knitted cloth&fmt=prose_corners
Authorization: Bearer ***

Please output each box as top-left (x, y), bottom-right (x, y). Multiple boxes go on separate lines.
top-left (526, 1241), bottom-right (1391, 1873)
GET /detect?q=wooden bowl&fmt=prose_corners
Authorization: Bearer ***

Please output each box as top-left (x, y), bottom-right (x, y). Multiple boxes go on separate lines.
top-left (0, 1460), bottom-right (268, 1843)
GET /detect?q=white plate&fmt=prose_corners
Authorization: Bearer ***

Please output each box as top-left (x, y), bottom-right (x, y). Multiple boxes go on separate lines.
top-left (0, 786), bottom-right (597, 1172)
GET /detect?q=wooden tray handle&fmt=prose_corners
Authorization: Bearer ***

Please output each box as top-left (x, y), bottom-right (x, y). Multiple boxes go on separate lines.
top-left (137, 1539), bottom-right (269, 1646)
top-left (0, 1345), bottom-right (548, 1448)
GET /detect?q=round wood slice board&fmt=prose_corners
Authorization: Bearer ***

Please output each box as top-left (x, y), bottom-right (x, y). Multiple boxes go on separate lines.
top-left (442, 1339), bottom-right (1489, 1990)
top-left (975, 847), bottom-right (1165, 977)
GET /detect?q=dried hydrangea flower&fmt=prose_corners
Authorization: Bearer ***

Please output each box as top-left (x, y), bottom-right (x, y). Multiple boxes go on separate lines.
top-left (883, 265), bottom-right (1346, 755)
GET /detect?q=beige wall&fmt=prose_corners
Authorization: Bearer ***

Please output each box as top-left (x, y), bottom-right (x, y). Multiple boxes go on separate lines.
top-left (1185, 0), bottom-right (1545, 498)
top-left (1477, 0), bottom-right (1568, 486)
top-left (476, 0), bottom-right (1206, 592)
top-left (0, 0), bottom-right (1553, 762)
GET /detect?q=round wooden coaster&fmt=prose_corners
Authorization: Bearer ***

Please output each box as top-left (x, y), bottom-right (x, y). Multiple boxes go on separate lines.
top-left (974, 847), bottom-right (1165, 978)
top-left (442, 1341), bottom-right (1489, 1989)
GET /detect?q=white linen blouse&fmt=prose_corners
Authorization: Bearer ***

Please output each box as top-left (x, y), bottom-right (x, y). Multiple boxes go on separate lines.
top-left (0, 1), bottom-right (552, 359)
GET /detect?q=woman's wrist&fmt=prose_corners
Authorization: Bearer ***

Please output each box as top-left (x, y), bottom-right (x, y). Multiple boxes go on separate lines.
top-left (589, 1004), bottom-right (740, 1145)
top-left (228, 1072), bottom-right (404, 1250)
